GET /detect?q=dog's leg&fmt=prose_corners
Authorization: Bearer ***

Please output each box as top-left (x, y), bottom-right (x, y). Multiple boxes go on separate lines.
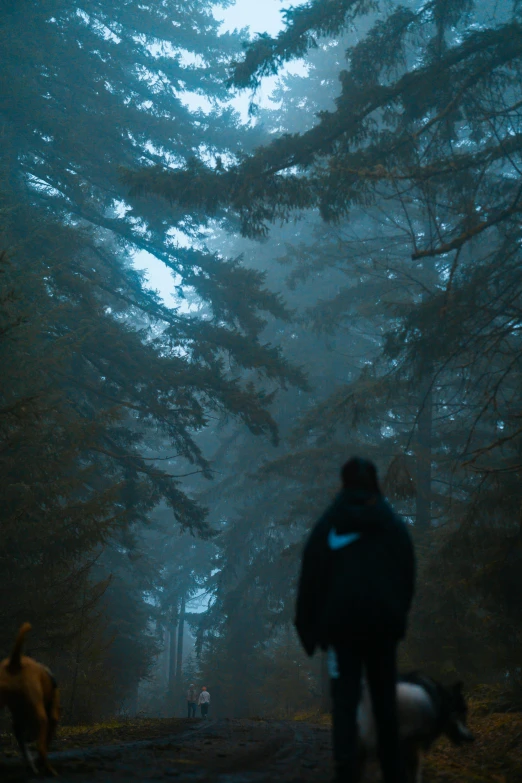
top-left (34, 706), bottom-right (57, 777)
top-left (14, 726), bottom-right (39, 776)
top-left (22, 744), bottom-right (39, 776)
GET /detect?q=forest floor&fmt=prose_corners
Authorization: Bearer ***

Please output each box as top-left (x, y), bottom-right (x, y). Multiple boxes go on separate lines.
top-left (0, 702), bottom-right (521, 782)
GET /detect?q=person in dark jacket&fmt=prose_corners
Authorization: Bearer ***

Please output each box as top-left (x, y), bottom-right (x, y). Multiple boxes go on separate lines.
top-left (187, 684), bottom-right (198, 718)
top-left (295, 457), bottom-right (415, 783)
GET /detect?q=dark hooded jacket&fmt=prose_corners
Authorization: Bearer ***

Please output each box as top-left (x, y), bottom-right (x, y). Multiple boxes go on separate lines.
top-left (295, 489), bottom-right (415, 656)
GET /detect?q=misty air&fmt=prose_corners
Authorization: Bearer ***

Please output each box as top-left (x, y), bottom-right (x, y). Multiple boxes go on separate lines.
top-left (0, 1), bottom-right (521, 782)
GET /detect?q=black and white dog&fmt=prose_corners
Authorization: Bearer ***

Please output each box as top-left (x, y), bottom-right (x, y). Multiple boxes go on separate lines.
top-left (357, 672), bottom-right (474, 782)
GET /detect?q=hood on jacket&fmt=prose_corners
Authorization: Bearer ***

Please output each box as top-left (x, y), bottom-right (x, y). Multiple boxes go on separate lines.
top-left (329, 489), bottom-right (396, 535)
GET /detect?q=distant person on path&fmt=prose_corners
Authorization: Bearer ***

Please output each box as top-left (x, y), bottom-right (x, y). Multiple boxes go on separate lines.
top-left (295, 457), bottom-right (415, 783)
top-left (198, 686), bottom-right (210, 718)
top-left (187, 684), bottom-right (198, 718)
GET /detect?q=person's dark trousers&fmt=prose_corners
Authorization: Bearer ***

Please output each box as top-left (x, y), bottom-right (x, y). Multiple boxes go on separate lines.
top-left (330, 637), bottom-right (400, 783)
top-left (187, 701), bottom-right (196, 718)
top-left (201, 703), bottom-right (209, 718)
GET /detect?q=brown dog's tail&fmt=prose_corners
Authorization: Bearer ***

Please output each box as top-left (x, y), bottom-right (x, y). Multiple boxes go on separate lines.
top-left (7, 622), bottom-right (32, 672)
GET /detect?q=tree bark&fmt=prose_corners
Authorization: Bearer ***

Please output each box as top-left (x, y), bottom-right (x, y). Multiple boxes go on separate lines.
top-left (175, 594), bottom-right (186, 714)
top-left (168, 622), bottom-right (177, 712)
top-left (415, 380), bottom-right (433, 534)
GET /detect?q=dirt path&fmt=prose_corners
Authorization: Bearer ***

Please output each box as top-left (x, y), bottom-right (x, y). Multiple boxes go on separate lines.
top-left (0, 718), bottom-right (333, 782)
top-left (1, 710), bottom-right (521, 782)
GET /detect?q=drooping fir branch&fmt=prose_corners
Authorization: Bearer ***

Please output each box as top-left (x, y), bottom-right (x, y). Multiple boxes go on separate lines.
top-left (124, 21), bottom-right (522, 242)
top-left (229, 0), bottom-right (377, 90)
top-left (229, 0), bottom-right (480, 91)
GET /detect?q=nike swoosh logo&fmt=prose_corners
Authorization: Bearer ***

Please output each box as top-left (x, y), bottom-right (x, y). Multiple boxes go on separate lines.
top-left (328, 529), bottom-right (361, 550)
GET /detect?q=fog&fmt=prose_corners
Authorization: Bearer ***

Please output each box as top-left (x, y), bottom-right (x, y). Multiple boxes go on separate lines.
top-left (1, 0), bottom-right (522, 732)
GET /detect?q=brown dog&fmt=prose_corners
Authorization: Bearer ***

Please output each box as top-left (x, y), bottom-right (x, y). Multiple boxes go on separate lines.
top-left (0, 623), bottom-right (60, 776)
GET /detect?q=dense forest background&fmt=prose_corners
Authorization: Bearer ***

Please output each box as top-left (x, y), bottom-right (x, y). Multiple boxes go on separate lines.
top-left (2, 0), bottom-right (522, 722)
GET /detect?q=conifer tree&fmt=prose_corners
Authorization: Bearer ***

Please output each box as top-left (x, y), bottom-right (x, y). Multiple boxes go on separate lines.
top-left (0, 0), bottom-right (306, 716)
top-left (160, 0), bottom-right (522, 696)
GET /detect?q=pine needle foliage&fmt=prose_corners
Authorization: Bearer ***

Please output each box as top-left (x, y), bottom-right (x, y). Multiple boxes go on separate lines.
top-left (0, 0), bottom-right (307, 718)
top-left (181, 0), bottom-right (522, 700)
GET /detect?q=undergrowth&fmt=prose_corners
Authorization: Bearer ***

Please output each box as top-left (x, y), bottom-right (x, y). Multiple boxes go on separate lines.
top-left (1, 716), bottom-right (188, 754)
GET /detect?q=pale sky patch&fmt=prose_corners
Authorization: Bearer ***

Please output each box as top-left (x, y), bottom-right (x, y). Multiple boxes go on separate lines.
top-left (215, 0), bottom-right (285, 37)
top-left (135, 0), bottom-right (293, 302)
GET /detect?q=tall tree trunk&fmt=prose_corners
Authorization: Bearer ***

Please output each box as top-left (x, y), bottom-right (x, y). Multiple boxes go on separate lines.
top-left (168, 622), bottom-right (177, 713)
top-left (175, 594), bottom-right (186, 714)
top-left (415, 379), bottom-right (433, 534)
top-left (162, 625), bottom-right (170, 683)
